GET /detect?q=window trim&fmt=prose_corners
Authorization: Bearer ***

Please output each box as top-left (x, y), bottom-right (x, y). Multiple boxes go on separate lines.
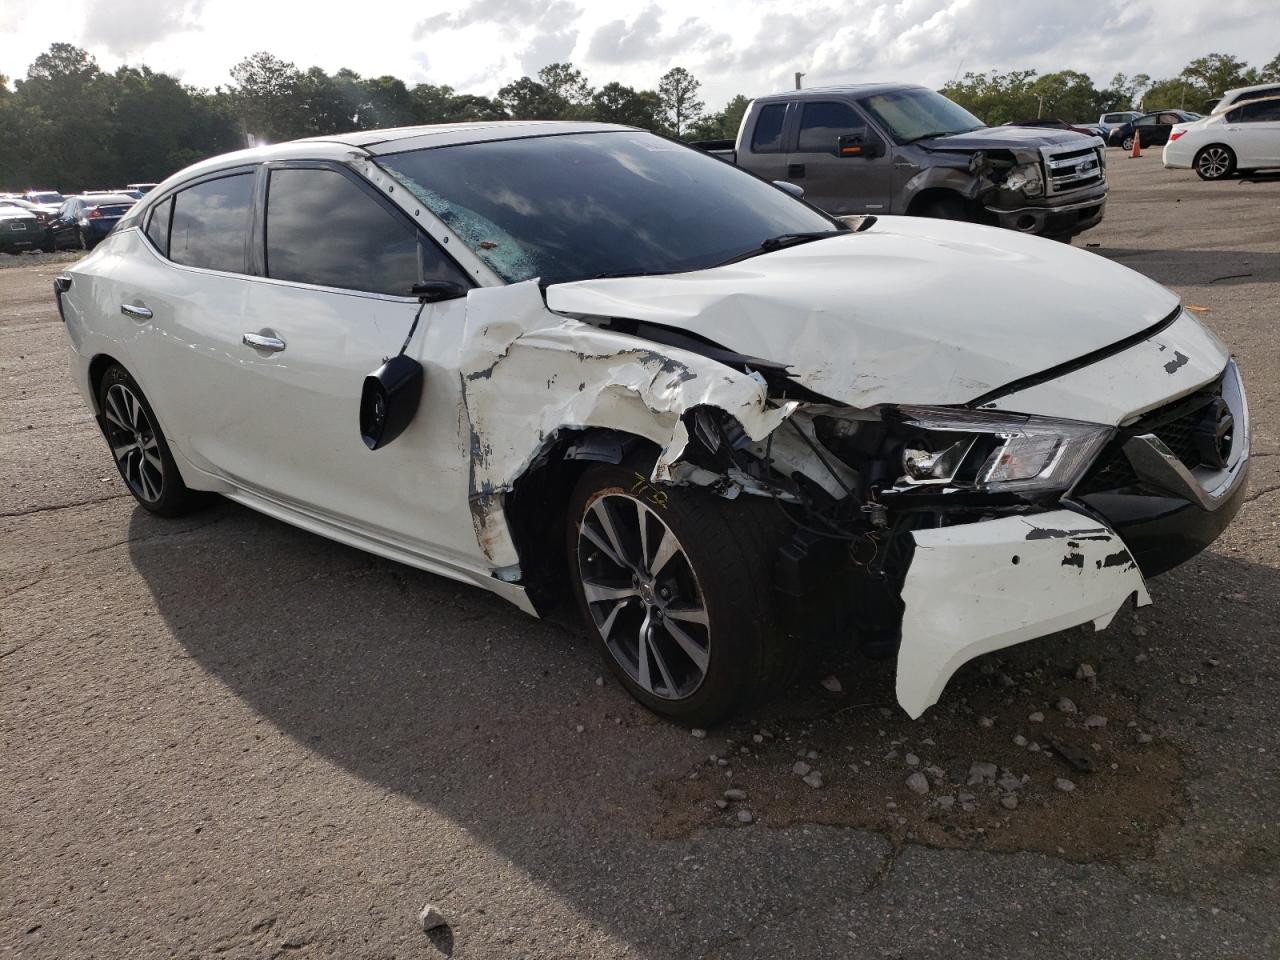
top-left (138, 166), bottom-right (259, 276)
top-left (257, 159), bottom-right (474, 298)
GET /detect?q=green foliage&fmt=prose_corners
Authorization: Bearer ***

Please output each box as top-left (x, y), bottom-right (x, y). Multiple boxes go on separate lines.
top-left (686, 94), bottom-right (751, 141)
top-left (940, 69), bottom-right (1039, 124)
top-left (1262, 54), bottom-right (1280, 83)
top-left (590, 83), bottom-right (663, 130)
top-left (658, 67), bottom-right (705, 137)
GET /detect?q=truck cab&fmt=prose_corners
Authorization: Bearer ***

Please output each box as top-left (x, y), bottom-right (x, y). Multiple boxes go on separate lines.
top-left (724, 84), bottom-right (1108, 240)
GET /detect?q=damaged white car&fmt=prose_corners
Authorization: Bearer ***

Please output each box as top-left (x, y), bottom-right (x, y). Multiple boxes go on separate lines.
top-left (58, 122), bottom-right (1250, 724)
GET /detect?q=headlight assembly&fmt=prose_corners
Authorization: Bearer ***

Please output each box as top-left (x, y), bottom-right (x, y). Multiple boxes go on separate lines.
top-left (891, 406), bottom-right (1113, 495)
top-left (1004, 162), bottom-right (1044, 198)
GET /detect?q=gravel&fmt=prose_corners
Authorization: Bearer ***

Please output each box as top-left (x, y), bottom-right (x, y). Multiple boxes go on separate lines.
top-left (723, 788), bottom-right (747, 801)
top-left (736, 809), bottom-right (753, 824)
top-left (792, 761), bottom-right (811, 777)
top-left (1057, 698), bottom-right (1078, 714)
top-left (1055, 778), bottom-right (1077, 793)
top-left (906, 772), bottom-right (929, 795)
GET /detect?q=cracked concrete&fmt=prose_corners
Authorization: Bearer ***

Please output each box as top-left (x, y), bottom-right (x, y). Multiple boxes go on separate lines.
top-left (2, 157), bottom-right (1278, 959)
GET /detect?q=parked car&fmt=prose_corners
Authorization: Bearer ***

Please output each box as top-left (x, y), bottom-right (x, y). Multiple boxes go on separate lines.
top-left (23, 190), bottom-right (65, 206)
top-left (1004, 117), bottom-right (1105, 139)
top-left (49, 193), bottom-right (137, 249)
top-left (1164, 95), bottom-right (1280, 179)
top-left (696, 84), bottom-right (1107, 241)
top-left (0, 197), bottom-right (61, 250)
top-left (57, 122), bottom-right (1249, 724)
top-left (125, 182), bottom-right (159, 195)
top-left (1097, 110), bottom-right (1142, 138)
top-left (0, 205), bottom-right (45, 253)
top-left (1108, 111), bottom-right (1201, 150)
top-left (1204, 82), bottom-right (1280, 115)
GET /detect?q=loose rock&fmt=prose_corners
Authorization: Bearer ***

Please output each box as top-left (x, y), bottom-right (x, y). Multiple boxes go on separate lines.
top-left (792, 761), bottom-right (811, 776)
top-left (820, 674), bottom-right (844, 693)
top-left (1055, 778), bottom-right (1076, 793)
top-left (715, 799), bottom-right (729, 810)
top-left (1137, 732), bottom-right (1153, 744)
top-left (938, 795), bottom-right (955, 810)
top-left (419, 904), bottom-right (448, 932)
top-left (905, 753), bottom-right (920, 767)
top-left (1013, 734), bottom-right (1028, 747)
top-left (906, 772), bottom-right (929, 795)
top-left (978, 716), bottom-right (994, 728)
top-left (803, 772), bottom-right (824, 789)
top-left (1000, 794), bottom-right (1019, 810)
top-left (1076, 663), bottom-right (1097, 681)
top-left (1057, 697), bottom-right (1078, 714)
top-left (737, 809), bottom-right (754, 824)
top-left (967, 761), bottom-right (998, 785)
top-left (724, 788), bottom-right (747, 801)
top-left (1084, 714), bottom-right (1107, 729)
top-left (691, 728), bottom-right (707, 739)
top-left (1029, 711), bottom-right (1045, 723)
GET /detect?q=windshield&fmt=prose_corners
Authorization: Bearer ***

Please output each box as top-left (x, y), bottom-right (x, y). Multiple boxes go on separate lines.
top-left (857, 88), bottom-right (984, 142)
top-left (29, 192), bottom-right (62, 204)
top-left (378, 132), bottom-right (836, 284)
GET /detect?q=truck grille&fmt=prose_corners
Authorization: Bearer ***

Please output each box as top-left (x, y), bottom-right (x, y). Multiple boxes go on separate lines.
top-left (1044, 146), bottom-right (1105, 194)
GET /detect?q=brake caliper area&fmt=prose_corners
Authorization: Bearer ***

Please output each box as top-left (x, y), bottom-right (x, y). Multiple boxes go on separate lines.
top-left (896, 509), bottom-right (1150, 718)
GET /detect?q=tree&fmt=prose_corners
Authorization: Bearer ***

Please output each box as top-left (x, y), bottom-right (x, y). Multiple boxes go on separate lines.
top-left (1028, 70), bottom-right (1102, 121)
top-left (1180, 53), bottom-right (1255, 97)
top-left (411, 84), bottom-right (506, 123)
top-left (685, 94), bottom-right (750, 141)
top-left (1261, 53), bottom-right (1280, 83)
top-left (1141, 77), bottom-right (1208, 111)
top-left (497, 76), bottom-right (565, 120)
top-left (228, 51), bottom-right (304, 143)
top-left (1100, 72), bottom-right (1150, 111)
top-left (658, 67), bottom-right (704, 137)
top-left (940, 69), bottom-right (1039, 125)
top-left (589, 82), bottom-right (662, 129)
top-left (538, 63), bottom-right (592, 107)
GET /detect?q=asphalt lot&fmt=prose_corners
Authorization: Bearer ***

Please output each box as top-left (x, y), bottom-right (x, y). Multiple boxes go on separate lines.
top-left (3, 153), bottom-right (1278, 959)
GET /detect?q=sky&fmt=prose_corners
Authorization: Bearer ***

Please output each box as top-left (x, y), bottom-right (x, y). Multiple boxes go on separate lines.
top-left (0, 0), bottom-right (1273, 106)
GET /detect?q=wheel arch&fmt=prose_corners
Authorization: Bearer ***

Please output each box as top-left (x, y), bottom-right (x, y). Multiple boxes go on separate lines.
top-left (87, 353), bottom-right (123, 415)
top-left (906, 186), bottom-right (976, 219)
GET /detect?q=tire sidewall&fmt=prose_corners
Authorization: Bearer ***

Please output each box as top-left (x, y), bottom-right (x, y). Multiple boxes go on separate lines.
top-left (1194, 145), bottom-right (1235, 181)
top-left (97, 364), bottom-right (191, 516)
top-left (565, 458), bottom-right (771, 725)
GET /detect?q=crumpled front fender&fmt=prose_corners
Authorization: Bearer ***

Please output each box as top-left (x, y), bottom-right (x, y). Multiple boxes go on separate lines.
top-left (896, 509), bottom-right (1151, 718)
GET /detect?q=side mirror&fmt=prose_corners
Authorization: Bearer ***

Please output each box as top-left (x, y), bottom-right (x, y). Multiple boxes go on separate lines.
top-left (360, 354), bottom-right (424, 450)
top-left (412, 280), bottom-right (468, 302)
top-left (772, 180), bottom-right (805, 199)
top-left (837, 133), bottom-right (884, 159)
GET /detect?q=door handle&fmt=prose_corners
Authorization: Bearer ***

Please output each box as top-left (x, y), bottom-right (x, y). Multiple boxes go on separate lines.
top-left (787, 163), bottom-right (806, 178)
top-left (120, 303), bottom-right (152, 320)
top-left (243, 332), bottom-right (286, 352)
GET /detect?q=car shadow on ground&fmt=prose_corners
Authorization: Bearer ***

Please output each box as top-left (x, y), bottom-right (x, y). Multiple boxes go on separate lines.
top-left (124, 485), bottom-right (1280, 948)
top-left (1085, 247), bottom-right (1280, 287)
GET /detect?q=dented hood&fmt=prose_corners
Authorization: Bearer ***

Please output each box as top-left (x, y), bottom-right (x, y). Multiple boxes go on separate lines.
top-left (916, 125), bottom-right (1100, 151)
top-left (545, 216), bottom-right (1180, 409)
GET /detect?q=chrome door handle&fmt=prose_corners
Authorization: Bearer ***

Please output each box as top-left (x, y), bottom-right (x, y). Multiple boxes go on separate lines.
top-left (242, 332), bottom-right (286, 352)
top-left (120, 303), bottom-right (152, 320)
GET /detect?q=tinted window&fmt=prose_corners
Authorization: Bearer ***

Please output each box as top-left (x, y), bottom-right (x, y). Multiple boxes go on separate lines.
top-left (265, 167), bottom-right (425, 295)
top-left (1135, 116), bottom-right (1156, 126)
top-left (797, 101), bottom-right (867, 153)
top-left (1239, 99), bottom-right (1280, 122)
top-left (1158, 113), bottom-right (1180, 124)
top-left (857, 88), bottom-right (982, 142)
top-left (146, 197), bottom-right (172, 256)
top-left (170, 173), bottom-right (254, 273)
top-left (751, 104), bottom-right (788, 153)
top-left (380, 132), bottom-right (836, 285)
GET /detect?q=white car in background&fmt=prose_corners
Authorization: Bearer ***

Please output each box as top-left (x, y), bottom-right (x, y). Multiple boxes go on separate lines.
top-left (1164, 96), bottom-right (1280, 180)
top-left (57, 122), bottom-right (1251, 725)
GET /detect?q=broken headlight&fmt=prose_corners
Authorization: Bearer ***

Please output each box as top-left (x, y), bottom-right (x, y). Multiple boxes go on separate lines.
top-left (891, 406), bottom-right (1113, 494)
top-left (1004, 162), bottom-right (1044, 198)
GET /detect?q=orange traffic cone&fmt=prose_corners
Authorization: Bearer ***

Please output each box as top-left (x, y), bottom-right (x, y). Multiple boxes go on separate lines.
top-left (1129, 133), bottom-right (1141, 158)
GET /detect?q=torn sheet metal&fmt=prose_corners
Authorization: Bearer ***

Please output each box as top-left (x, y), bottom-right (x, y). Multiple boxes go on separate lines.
top-left (896, 509), bottom-right (1150, 719)
top-left (457, 281), bottom-right (796, 567)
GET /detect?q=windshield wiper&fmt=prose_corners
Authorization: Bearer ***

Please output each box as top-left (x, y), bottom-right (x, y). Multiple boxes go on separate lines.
top-left (716, 230), bottom-right (842, 266)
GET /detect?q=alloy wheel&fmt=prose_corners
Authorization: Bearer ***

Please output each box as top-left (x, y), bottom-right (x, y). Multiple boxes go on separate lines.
top-left (1197, 148), bottom-right (1230, 179)
top-left (103, 383), bottom-right (164, 503)
top-left (576, 493), bottom-right (710, 700)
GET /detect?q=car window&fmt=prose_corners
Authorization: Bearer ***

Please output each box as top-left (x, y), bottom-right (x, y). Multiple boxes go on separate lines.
top-left (751, 104), bottom-right (787, 153)
top-left (1238, 99), bottom-right (1280, 122)
top-left (146, 197), bottom-right (173, 257)
top-left (796, 101), bottom-right (868, 153)
top-left (169, 173), bottom-right (254, 273)
top-left (1135, 116), bottom-right (1156, 126)
top-left (265, 167), bottom-right (443, 296)
top-left (1158, 113), bottom-right (1180, 124)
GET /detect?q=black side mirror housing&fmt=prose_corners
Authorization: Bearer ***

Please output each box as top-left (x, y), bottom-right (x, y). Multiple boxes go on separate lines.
top-left (838, 133), bottom-right (885, 159)
top-left (360, 353), bottom-right (424, 450)
top-left (412, 280), bottom-right (468, 302)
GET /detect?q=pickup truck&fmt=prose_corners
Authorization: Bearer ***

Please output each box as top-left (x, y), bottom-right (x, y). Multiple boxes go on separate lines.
top-left (698, 83), bottom-right (1108, 241)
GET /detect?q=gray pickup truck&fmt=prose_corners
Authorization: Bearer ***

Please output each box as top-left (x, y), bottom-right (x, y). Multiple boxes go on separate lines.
top-left (699, 83), bottom-right (1108, 240)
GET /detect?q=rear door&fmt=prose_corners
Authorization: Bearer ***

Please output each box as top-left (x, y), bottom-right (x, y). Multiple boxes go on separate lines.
top-left (1227, 99), bottom-right (1280, 165)
top-left (738, 101), bottom-right (792, 184)
top-left (784, 99), bottom-right (892, 213)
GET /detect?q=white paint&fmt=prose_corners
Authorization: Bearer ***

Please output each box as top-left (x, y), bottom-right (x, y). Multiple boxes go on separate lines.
top-left (896, 510), bottom-right (1151, 719)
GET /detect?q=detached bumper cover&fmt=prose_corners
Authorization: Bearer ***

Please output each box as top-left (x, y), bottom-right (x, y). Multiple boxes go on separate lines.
top-left (896, 509), bottom-right (1150, 719)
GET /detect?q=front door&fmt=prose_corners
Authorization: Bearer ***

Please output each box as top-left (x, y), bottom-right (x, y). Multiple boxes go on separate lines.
top-left (784, 100), bottom-right (893, 214)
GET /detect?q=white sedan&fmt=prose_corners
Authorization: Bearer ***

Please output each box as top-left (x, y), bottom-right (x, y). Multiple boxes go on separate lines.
top-left (1164, 95), bottom-right (1280, 179)
top-left (58, 121), bottom-right (1250, 725)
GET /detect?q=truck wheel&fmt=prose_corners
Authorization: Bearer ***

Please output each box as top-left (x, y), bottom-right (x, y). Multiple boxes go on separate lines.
top-left (916, 196), bottom-right (967, 221)
top-left (1194, 145), bottom-right (1236, 181)
top-left (566, 456), bottom-right (795, 726)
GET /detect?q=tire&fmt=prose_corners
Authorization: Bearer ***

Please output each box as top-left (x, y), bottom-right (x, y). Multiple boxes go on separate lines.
top-left (76, 227), bottom-right (89, 250)
top-left (96, 363), bottom-right (199, 517)
top-left (1194, 144), bottom-right (1236, 181)
top-left (1121, 135), bottom-right (1135, 152)
top-left (915, 195), bottom-right (967, 221)
top-left (566, 455), bottom-right (795, 726)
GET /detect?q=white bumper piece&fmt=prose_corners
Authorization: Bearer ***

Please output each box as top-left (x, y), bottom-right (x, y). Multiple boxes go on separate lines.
top-left (896, 509), bottom-right (1151, 718)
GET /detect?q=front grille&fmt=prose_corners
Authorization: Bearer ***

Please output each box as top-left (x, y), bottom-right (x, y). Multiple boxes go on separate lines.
top-left (1044, 146), bottom-right (1105, 194)
top-left (1075, 376), bottom-right (1224, 496)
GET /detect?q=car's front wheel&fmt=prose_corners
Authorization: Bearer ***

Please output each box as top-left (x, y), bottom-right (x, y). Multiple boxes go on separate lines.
top-left (566, 457), bottom-right (796, 726)
top-left (97, 363), bottom-right (199, 517)
top-left (1194, 144), bottom-right (1236, 180)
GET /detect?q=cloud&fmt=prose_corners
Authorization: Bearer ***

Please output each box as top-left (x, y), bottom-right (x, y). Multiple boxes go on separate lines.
top-left (82, 0), bottom-right (205, 58)
top-left (586, 6), bottom-right (730, 66)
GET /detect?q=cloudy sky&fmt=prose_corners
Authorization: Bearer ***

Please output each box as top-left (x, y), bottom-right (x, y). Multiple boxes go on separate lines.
top-left (0, 0), bottom-right (1272, 106)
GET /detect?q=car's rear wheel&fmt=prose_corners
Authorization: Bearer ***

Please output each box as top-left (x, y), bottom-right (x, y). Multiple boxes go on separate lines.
top-left (566, 457), bottom-right (795, 726)
top-left (97, 364), bottom-right (199, 517)
top-left (1121, 134), bottom-right (1135, 151)
top-left (1194, 145), bottom-right (1236, 180)
top-left (76, 227), bottom-right (89, 250)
